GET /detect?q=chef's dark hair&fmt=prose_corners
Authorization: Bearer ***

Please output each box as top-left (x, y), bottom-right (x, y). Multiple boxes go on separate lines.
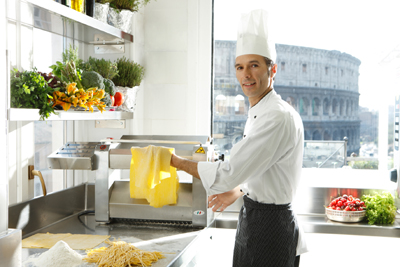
top-left (264, 57), bottom-right (275, 81)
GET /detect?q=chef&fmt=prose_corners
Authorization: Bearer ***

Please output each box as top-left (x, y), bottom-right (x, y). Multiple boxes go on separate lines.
top-left (170, 9), bottom-right (307, 267)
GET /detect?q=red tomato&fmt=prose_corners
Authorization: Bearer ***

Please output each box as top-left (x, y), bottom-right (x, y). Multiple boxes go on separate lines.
top-left (337, 201), bottom-right (343, 207)
top-left (110, 95), bottom-right (115, 106)
top-left (114, 92), bottom-right (124, 106)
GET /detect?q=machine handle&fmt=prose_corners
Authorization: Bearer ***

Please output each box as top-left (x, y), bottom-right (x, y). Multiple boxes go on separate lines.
top-left (100, 139), bottom-right (202, 145)
top-left (28, 165), bottom-right (47, 196)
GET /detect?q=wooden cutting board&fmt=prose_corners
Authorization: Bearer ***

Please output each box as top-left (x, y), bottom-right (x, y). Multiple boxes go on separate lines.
top-left (22, 233), bottom-right (110, 250)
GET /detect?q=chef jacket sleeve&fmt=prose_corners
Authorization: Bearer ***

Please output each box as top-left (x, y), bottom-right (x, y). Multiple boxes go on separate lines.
top-left (198, 109), bottom-right (295, 195)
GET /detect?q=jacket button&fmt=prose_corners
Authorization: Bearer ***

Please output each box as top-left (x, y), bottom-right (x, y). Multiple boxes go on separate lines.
top-left (246, 193), bottom-right (249, 196)
top-left (254, 115), bottom-right (257, 119)
top-left (243, 135), bottom-right (246, 138)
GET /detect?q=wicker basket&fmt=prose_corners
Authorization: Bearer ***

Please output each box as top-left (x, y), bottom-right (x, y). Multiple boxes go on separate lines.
top-left (325, 207), bottom-right (366, 222)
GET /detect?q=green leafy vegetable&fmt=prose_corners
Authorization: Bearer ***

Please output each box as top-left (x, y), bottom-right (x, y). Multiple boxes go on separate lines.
top-left (101, 92), bottom-right (112, 107)
top-left (361, 192), bottom-right (397, 225)
top-left (50, 60), bottom-right (84, 90)
top-left (81, 71), bottom-right (105, 90)
top-left (10, 68), bottom-right (56, 120)
top-left (80, 57), bottom-right (118, 80)
top-left (103, 78), bottom-right (116, 96)
top-left (62, 44), bottom-right (84, 68)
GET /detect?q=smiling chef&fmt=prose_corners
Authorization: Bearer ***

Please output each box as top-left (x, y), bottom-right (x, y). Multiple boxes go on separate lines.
top-left (170, 9), bottom-right (308, 267)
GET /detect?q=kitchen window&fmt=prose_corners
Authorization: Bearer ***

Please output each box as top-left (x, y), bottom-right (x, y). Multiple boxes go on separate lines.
top-left (6, 0), bottom-right (80, 204)
top-left (212, 0), bottom-right (399, 173)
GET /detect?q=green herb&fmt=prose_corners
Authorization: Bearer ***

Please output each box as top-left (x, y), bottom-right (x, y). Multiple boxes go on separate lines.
top-left (361, 192), bottom-right (397, 225)
top-left (10, 68), bottom-right (56, 120)
top-left (109, 0), bottom-right (154, 12)
top-left (81, 57), bottom-right (118, 80)
top-left (96, 0), bottom-right (112, 4)
top-left (50, 60), bottom-right (84, 90)
top-left (349, 161), bottom-right (378, 169)
top-left (62, 44), bottom-right (83, 68)
top-left (112, 56), bottom-right (144, 87)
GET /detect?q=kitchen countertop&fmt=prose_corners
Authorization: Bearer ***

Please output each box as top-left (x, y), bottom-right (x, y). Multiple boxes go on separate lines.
top-left (21, 212), bottom-right (208, 267)
top-left (21, 210), bottom-right (400, 266)
top-left (215, 212), bottom-right (400, 237)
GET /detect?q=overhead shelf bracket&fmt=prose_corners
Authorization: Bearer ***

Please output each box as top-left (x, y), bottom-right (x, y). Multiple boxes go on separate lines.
top-left (91, 34), bottom-right (126, 54)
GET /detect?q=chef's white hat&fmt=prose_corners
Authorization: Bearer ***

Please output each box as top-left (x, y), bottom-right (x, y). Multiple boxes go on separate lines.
top-left (236, 9), bottom-right (276, 62)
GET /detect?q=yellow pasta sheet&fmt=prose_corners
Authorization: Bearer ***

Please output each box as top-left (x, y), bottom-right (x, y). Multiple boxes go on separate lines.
top-left (130, 145), bottom-right (179, 208)
top-left (22, 233), bottom-right (110, 250)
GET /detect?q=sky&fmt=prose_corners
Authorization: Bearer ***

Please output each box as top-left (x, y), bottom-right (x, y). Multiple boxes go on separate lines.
top-left (214, 0), bottom-right (400, 110)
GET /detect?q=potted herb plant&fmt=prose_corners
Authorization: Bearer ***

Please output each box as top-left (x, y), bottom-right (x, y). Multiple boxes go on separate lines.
top-left (80, 56), bottom-right (118, 80)
top-left (94, 0), bottom-right (110, 24)
top-left (107, 0), bottom-right (155, 33)
top-left (112, 56), bottom-right (144, 112)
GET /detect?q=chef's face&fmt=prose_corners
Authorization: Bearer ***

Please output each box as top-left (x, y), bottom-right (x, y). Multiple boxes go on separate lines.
top-left (235, 54), bottom-right (277, 107)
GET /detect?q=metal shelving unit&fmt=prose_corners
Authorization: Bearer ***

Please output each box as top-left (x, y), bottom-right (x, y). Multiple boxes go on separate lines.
top-left (7, 0), bottom-right (135, 121)
top-left (8, 108), bottom-right (134, 121)
top-left (24, 0), bottom-right (133, 43)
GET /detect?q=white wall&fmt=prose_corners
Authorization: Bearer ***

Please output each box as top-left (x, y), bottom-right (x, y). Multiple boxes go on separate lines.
top-left (79, 0), bottom-right (212, 138)
top-left (138, 0), bottom-right (212, 136)
top-left (1, 0), bottom-right (9, 234)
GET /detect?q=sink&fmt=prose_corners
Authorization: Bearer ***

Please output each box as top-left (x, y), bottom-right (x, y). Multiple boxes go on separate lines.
top-left (214, 212), bottom-right (239, 229)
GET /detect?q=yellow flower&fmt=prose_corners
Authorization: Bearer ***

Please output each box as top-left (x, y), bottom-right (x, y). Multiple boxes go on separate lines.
top-left (96, 104), bottom-right (106, 113)
top-left (70, 96), bottom-right (79, 107)
top-left (61, 102), bottom-right (72, 111)
top-left (93, 89), bottom-right (105, 100)
top-left (66, 83), bottom-right (77, 95)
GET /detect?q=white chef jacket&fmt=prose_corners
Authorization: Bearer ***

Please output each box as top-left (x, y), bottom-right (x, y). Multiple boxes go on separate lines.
top-left (198, 89), bottom-right (308, 255)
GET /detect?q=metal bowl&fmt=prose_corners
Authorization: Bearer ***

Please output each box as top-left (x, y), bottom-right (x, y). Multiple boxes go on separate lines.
top-left (325, 207), bottom-right (366, 222)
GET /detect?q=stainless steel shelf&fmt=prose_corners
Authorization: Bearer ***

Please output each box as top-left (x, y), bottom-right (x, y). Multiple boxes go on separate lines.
top-left (20, 0), bottom-right (133, 44)
top-left (8, 108), bottom-right (133, 121)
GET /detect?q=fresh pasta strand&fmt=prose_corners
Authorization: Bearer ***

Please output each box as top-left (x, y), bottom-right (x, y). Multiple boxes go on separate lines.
top-left (83, 239), bottom-right (165, 267)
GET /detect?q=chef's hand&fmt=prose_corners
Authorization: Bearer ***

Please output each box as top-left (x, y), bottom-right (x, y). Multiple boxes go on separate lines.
top-left (208, 186), bottom-right (244, 212)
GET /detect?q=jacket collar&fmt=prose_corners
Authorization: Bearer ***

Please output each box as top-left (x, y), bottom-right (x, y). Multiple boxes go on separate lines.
top-left (248, 89), bottom-right (275, 116)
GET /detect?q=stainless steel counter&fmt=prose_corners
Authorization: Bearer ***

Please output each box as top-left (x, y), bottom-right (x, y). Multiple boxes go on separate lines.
top-left (20, 211), bottom-right (400, 266)
top-left (22, 212), bottom-right (209, 267)
top-left (215, 212), bottom-right (400, 238)
top-left (15, 184), bottom-right (400, 266)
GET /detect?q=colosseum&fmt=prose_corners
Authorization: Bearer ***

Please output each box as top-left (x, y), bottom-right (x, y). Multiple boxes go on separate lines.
top-left (213, 41), bottom-right (361, 156)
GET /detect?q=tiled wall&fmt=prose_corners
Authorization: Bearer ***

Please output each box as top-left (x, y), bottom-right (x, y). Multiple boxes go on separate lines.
top-left (136, 0), bottom-right (212, 136)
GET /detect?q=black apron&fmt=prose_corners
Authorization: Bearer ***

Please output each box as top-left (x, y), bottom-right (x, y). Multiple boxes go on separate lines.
top-left (233, 195), bottom-right (299, 267)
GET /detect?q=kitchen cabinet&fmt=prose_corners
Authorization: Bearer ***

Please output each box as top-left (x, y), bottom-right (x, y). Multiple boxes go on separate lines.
top-left (7, 0), bottom-right (134, 121)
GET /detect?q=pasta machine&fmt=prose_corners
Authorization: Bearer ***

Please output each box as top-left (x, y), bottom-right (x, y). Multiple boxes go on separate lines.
top-left (48, 135), bottom-right (216, 227)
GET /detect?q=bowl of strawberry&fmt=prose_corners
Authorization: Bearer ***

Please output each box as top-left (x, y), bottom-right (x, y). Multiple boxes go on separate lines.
top-left (325, 194), bottom-right (366, 222)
